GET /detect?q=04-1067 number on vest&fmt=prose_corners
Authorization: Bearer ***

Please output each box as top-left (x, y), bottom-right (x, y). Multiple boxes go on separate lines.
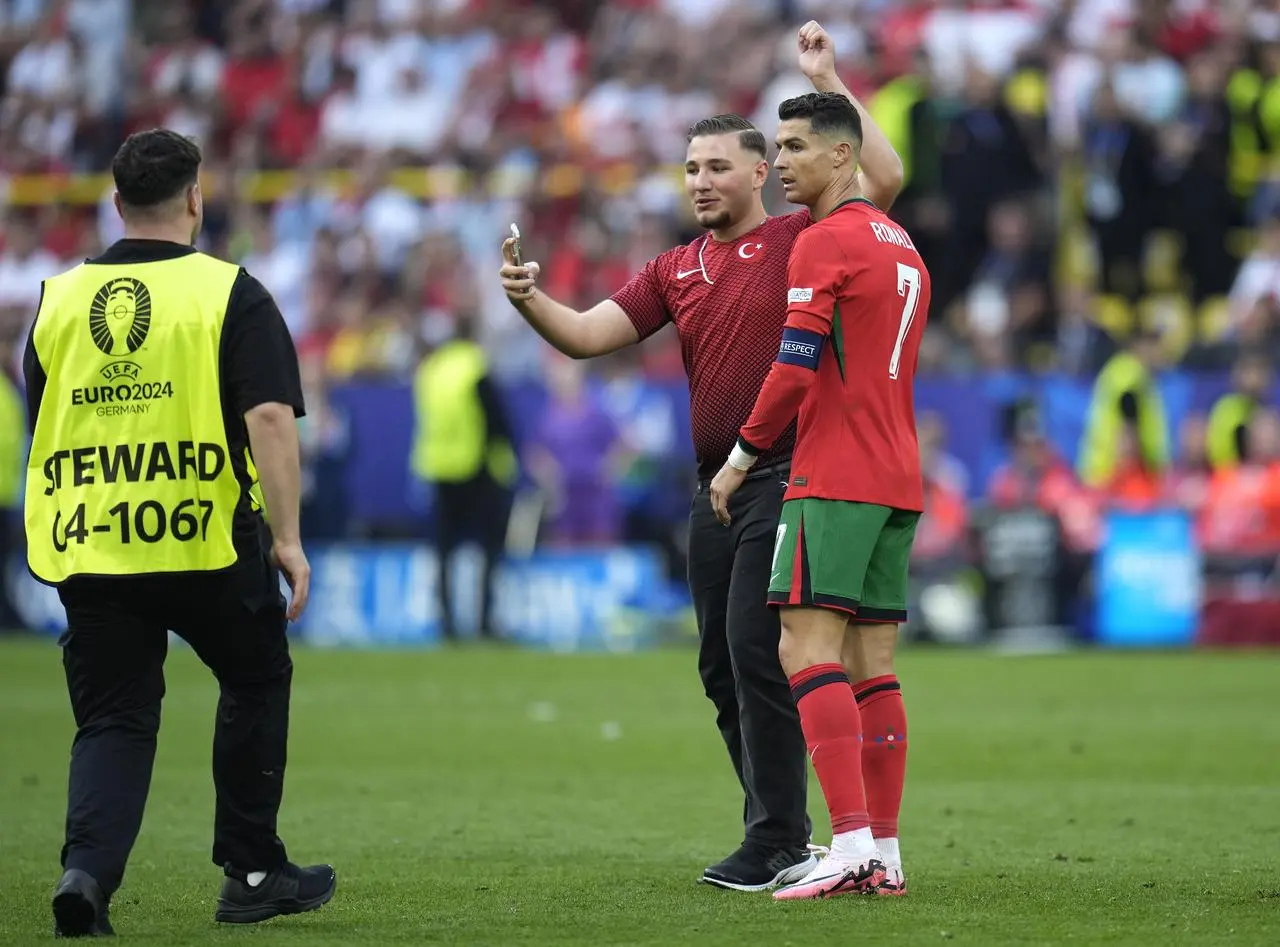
top-left (52, 497), bottom-right (216, 552)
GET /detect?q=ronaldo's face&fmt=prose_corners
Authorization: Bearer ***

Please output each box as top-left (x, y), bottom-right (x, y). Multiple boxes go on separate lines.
top-left (684, 134), bottom-right (763, 231)
top-left (773, 118), bottom-right (834, 208)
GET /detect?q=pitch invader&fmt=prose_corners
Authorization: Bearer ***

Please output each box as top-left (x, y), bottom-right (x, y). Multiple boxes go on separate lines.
top-left (711, 91), bottom-right (929, 900)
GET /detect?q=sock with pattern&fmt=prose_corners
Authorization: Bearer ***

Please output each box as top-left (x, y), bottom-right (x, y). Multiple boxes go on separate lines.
top-left (854, 674), bottom-right (907, 847)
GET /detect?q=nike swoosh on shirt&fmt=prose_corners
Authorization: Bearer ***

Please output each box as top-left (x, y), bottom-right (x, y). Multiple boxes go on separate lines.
top-left (676, 269), bottom-right (701, 279)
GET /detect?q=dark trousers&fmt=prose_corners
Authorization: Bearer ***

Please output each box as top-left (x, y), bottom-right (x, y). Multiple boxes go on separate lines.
top-left (0, 508), bottom-right (22, 629)
top-left (55, 552), bottom-right (292, 897)
top-left (687, 465), bottom-right (810, 849)
top-left (434, 474), bottom-right (512, 639)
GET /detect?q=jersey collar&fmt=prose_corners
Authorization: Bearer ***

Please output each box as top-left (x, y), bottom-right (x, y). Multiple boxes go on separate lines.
top-left (829, 197), bottom-right (878, 215)
top-left (89, 239), bottom-right (198, 266)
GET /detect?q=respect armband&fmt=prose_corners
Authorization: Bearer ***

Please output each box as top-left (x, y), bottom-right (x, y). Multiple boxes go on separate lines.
top-left (776, 327), bottom-right (824, 371)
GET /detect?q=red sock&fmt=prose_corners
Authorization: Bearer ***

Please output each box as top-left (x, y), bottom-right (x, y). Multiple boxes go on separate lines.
top-left (854, 674), bottom-right (907, 838)
top-left (788, 663), bottom-right (869, 834)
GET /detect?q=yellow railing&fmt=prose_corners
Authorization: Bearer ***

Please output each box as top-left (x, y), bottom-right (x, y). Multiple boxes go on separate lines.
top-left (0, 162), bottom-right (682, 206)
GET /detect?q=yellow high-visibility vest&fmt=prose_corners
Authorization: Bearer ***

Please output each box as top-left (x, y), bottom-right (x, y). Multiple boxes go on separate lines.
top-left (411, 339), bottom-right (515, 485)
top-left (1206, 393), bottom-right (1255, 470)
top-left (1078, 352), bottom-right (1169, 487)
top-left (24, 252), bottom-right (246, 584)
top-left (0, 372), bottom-right (23, 507)
top-left (870, 75), bottom-right (924, 192)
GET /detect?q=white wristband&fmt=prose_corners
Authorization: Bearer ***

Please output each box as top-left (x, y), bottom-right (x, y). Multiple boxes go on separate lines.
top-left (727, 443), bottom-right (758, 472)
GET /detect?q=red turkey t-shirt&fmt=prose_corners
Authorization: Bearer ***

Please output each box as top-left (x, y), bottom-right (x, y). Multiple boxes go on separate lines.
top-left (610, 212), bottom-right (809, 479)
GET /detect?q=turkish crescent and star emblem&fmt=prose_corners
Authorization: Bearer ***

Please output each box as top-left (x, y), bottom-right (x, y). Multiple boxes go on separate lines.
top-left (738, 242), bottom-right (764, 260)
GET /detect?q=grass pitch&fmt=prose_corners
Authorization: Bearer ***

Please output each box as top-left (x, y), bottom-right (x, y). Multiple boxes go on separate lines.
top-left (1, 637), bottom-right (1278, 946)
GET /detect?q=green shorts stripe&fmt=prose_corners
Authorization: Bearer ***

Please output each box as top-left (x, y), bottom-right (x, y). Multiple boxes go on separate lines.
top-left (767, 498), bottom-right (920, 621)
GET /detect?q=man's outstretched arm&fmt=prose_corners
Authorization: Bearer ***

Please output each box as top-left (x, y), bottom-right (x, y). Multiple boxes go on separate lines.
top-left (499, 237), bottom-right (641, 359)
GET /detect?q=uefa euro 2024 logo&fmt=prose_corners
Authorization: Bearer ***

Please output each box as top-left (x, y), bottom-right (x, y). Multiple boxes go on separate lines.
top-left (89, 278), bottom-right (152, 358)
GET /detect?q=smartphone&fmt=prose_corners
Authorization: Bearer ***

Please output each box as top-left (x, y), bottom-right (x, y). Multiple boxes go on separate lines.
top-left (509, 223), bottom-right (523, 267)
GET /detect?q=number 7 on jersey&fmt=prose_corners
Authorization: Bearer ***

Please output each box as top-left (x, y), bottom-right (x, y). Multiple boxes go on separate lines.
top-left (890, 262), bottom-right (922, 380)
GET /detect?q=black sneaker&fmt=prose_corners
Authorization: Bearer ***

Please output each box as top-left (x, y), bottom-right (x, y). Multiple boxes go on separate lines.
top-left (52, 869), bottom-right (114, 938)
top-left (214, 862), bottom-right (337, 924)
top-left (699, 843), bottom-right (818, 892)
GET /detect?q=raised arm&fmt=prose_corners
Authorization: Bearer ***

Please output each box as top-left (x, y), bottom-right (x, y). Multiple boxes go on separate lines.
top-left (499, 237), bottom-right (640, 359)
top-left (798, 21), bottom-right (904, 212)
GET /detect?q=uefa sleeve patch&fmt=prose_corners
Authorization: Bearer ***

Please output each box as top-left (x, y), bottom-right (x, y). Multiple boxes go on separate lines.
top-left (776, 327), bottom-right (824, 370)
top-left (788, 287), bottom-right (813, 303)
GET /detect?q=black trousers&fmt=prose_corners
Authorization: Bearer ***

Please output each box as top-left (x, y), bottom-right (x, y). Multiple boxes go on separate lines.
top-left (55, 551), bottom-right (292, 897)
top-left (687, 464), bottom-right (810, 849)
top-left (0, 508), bottom-right (22, 629)
top-left (434, 474), bottom-right (512, 639)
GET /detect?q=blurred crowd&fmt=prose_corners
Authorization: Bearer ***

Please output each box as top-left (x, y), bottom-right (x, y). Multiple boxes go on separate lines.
top-left (1, 0), bottom-right (1279, 561)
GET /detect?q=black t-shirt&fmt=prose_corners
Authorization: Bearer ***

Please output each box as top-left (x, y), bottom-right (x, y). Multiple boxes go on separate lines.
top-left (22, 239), bottom-right (306, 565)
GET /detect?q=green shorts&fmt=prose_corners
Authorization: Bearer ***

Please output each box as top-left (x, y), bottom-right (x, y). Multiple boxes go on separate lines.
top-left (767, 498), bottom-right (920, 622)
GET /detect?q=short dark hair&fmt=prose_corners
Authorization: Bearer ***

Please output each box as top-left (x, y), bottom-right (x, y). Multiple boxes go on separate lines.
top-left (777, 92), bottom-right (863, 145)
top-left (111, 129), bottom-right (202, 210)
top-left (686, 114), bottom-right (767, 159)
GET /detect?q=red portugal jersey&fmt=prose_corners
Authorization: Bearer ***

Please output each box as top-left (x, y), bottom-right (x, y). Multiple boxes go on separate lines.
top-left (739, 198), bottom-right (929, 511)
top-left (610, 212), bottom-right (809, 479)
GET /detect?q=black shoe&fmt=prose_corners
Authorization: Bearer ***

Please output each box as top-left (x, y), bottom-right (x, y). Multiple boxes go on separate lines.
top-left (214, 862), bottom-right (337, 924)
top-left (52, 869), bottom-right (114, 938)
top-left (699, 843), bottom-right (818, 892)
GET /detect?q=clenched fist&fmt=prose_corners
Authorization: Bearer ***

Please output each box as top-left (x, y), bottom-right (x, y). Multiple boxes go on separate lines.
top-left (797, 20), bottom-right (836, 82)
